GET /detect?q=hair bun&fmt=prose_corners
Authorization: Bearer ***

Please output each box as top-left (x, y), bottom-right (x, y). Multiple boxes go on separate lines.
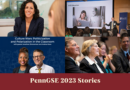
top-left (19, 47), bottom-right (28, 53)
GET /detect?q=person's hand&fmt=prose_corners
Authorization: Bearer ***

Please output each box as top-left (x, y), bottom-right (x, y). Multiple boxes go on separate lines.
top-left (104, 54), bottom-right (111, 63)
top-left (104, 22), bottom-right (106, 24)
top-left (77, 22), bottom-right (81, 26)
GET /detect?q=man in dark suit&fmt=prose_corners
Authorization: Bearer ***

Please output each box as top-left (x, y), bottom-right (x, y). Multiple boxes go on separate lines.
top-left (65, 38), bottom-right (85, 73)
top-left (112, 33), bottom-right (130, 73)
top-left (126, 24), bottom-right (130, 36)
top-left (104, 17), bottom-right (121, 30)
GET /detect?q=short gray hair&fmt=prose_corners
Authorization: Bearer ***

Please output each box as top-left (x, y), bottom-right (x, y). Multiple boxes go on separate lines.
top-left (65, 38), bottom-right (73, 48)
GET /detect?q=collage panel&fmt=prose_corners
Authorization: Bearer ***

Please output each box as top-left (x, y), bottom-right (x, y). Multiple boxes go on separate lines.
top-left (0, 0), bottom-right (65, 37)
top-left (65, 0), bottom-right (130, 37)
top-left (0, 37), bottom-right (65, 73)
top-left (65, 35), bottom-right (130, 73)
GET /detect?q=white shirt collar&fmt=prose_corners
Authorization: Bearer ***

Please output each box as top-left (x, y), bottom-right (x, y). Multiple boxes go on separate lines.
top-left (35, 63), bottom-right (45, 70)
top-left (85, 56), bottom-right (104, 73)
top-left (85, 56), bottom-right (97, 65)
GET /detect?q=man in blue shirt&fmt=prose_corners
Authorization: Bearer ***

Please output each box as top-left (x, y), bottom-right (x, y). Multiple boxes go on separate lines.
top-left (112, 33), bottom-right (130, 73)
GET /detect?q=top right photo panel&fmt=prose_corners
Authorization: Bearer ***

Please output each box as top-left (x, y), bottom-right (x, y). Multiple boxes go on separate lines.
top-left (65, 0), bottom-right (130, 37)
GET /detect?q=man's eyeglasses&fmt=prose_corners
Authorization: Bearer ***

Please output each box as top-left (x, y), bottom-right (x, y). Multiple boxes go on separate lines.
top-left (33, 55), bottom-right (43, 59)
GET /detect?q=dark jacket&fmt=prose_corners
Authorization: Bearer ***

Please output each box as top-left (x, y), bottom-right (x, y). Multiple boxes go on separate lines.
top-left (105, 21), bottom-right (120, 30)
top-left (112, 49), bottom-right (130, 73)
top-left (13, 64), bottom-right (32, 73)
top-left (13, 17), bottom-right (44, 37)
top-left (65, 55), bottom-right (85, 73)
top-left (80, 57), bottom-right (106, 73)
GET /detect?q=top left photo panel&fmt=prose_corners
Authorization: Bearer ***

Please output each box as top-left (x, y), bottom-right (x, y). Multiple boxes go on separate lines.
top-left (0, 0), bottom-right (65, 37)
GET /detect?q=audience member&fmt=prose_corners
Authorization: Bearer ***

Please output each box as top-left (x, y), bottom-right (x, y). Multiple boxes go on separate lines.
top-left (120, 29), bottom-right (127, 37)
top-left (91, 29), bottom-right (101, 37)
top-left (83, 27), bottom-right (91, 37)
top-left (108, 46), bottom-right (117, 59)
top-left (126, 24), bottom-right (130, 36)
top-left (72, 26), bottom-right (78, 36)
top-left (96, 41), bottom-right (116, 73)
top-left (65, 27), bottom-right (73, 37)
top-left (65, 38), bottom-right (85, 73)
top-left (101, 27), bottom-right (109, 37)
top-left (75, 29), bottom-right (83, 36)
top-left (80, 39), bottom-right (106, 73)
top-left (48, 0), bottom-right (65, 36)
top-left (112, 27), bottom-right (118, 36)
top-left (112, 33), bottom-right (130, 73)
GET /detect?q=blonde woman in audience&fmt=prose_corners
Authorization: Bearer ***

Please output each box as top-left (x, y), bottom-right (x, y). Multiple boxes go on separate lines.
top-left (108, 46), bottom-right (117, 59)
top-left (91, 29), bottom-right (101, 37)
top-left (48, 0), bottom-right (65, 36)
top-left (120, 29), bottom-right (128, 37)
top-left (80, 39), bottom-right (106, 73)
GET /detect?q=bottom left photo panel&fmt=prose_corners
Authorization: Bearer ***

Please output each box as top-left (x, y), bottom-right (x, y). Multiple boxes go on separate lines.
top-left (0, 37), bottom-right (65, 73)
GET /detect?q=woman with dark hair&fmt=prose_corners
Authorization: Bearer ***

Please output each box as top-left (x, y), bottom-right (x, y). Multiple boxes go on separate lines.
top-left (71, 26), bottom-right (78, 36)
top-left (75, 29), bottom-right (83, 36)
top-left (102, 27), bottom-right (109, 37)
top-left (77, 10), bottom-right (87, 26)
top-left (78, 10), bottom-right (87, 20)
top-left (13, 0), bottom-right (44, 37)
top-left (13, 47), bottom-right (32, 73)
top-left (112, 27), bottom-right (118, 36)
top-left (83, 27), bottom-right (91, 37)
top-left (96, 41), bottom-right (116, 73)
top-left (65, 27), bottom-right (73, 37)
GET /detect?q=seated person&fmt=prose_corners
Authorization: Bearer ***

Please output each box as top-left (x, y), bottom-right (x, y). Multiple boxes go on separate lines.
top-left (80, 39), bottom-right (106, 73)
top-left (112, 33), bottom-right (130, 73)
top-left (13, 47), bottom-right (32, 73)
top-left (112, 27), bottom-right (118, 36)
top-left (91, 29), bottom-right (101, 37)
top-left (83, 27), bottom-right (91, 37)
top-left (13, 0), bottom-right (44, 37)
top-left (75, 29), bottom-right (83, 36)
top-left (96, 41), bottom-right (116, 73)
top-left (101, 27), bottom-right (109, 37)
top-left (126, 24), bottom-right (130, 36)
top-left (65, 27), bottom-right (73, 37)
top-left (90, 8), bottom-right (101, 27)
top-left (120, 29), bottom-right (128, 37)
top-left (71, 26), bottom-right (78, 36)
top-left (29, 49), bottom-right (55, 73)
top-left (65, 38), bottom-right (85, 73)
top-left (48, 0), bottom-right (65, 36)
top-left (108, 46), bottom-right (117, 59)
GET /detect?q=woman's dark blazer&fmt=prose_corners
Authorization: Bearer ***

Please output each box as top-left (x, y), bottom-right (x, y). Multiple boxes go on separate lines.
top-left (13, 64), bottom-right (32, 73)
top-left (80, 58), bottom-right (106, 73)
top-left (13, 17), bottom-right (44, 37)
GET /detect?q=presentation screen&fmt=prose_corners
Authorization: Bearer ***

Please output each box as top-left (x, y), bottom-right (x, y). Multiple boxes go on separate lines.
top-left (66, 0), bottom-right (113, 29)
